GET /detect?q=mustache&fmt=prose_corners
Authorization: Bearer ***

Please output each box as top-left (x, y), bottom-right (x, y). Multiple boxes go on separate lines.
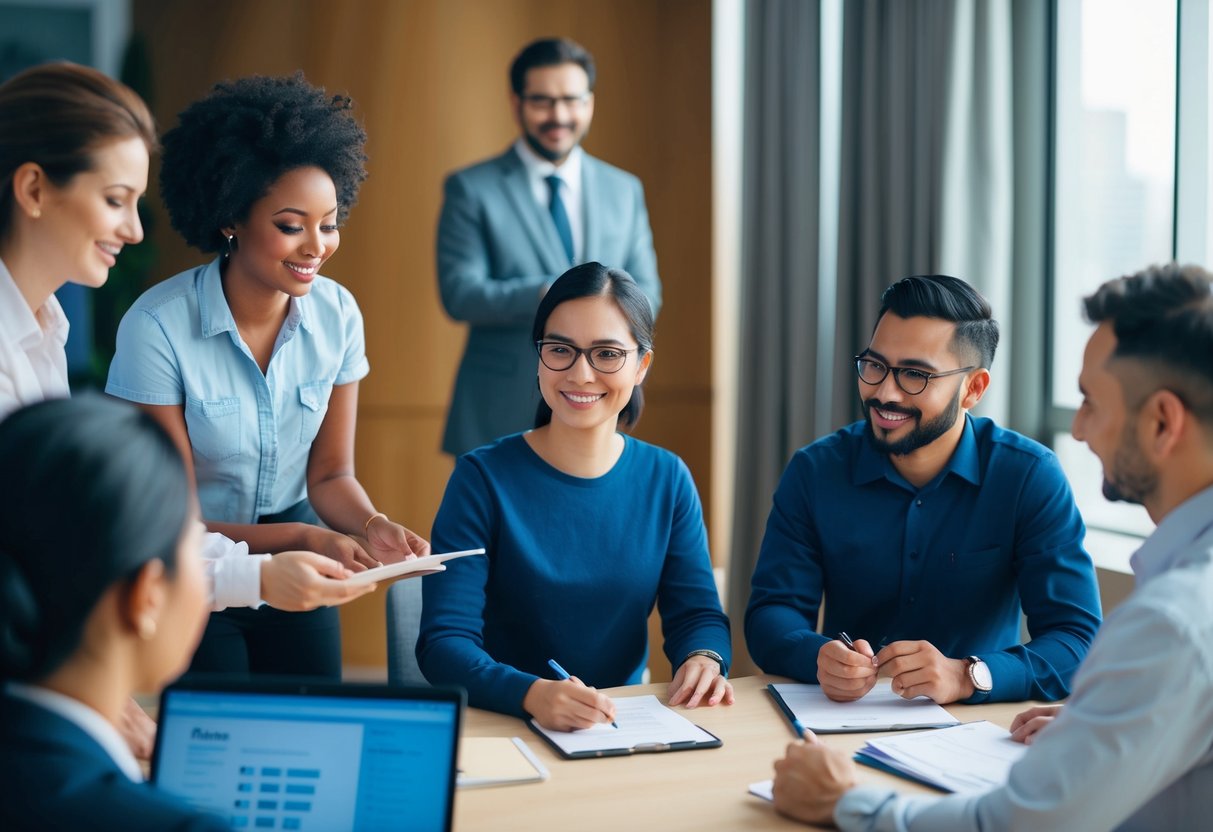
top-left (540, 121), bottom-right (575, 132)
top-left (863, 399), bottom-right (920, 418)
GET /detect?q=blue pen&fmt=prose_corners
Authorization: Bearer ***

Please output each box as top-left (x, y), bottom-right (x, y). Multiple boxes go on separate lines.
top-left (548, 659), bottom-right (618, 729)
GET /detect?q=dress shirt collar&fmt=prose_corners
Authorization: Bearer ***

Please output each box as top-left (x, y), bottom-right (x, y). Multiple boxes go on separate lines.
top-left (1130, 483), bottom-right (1213, 584)
top-left (853, 412), bottom-right (982, 489)
top-left (6, 682), bottom-right (144, 782)
top-left (0, 256), bottom-right (69, 351)
top-left (196, 256), bottom-right (311, 340)
top-left (513, 137), bottom-right (584, 189)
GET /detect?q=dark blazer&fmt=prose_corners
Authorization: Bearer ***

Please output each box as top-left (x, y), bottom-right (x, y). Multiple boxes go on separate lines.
top-left (436, 146), bottom-right (662, 456)
top-left (0, 693), bottom-right (229, 831)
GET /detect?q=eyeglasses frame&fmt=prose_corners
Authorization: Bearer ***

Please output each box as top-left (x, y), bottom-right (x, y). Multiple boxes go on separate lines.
top-left (854, 355), bottom-right (975, 396)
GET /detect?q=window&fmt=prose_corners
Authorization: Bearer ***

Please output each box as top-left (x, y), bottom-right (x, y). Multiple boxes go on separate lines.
top-left (1049, 0), bottom-right (1213, 549)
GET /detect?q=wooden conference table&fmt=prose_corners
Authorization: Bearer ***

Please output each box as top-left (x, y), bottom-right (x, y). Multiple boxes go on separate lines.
top-left (455, 674), bottom-right (1031, 831)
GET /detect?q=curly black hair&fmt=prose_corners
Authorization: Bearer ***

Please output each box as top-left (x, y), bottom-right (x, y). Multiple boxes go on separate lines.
top-left (159, 72), bottom-right (368, 254)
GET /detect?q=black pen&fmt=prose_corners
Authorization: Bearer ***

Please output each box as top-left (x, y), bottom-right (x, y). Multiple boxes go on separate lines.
top-left (836, 632), bottom-right (858, 651)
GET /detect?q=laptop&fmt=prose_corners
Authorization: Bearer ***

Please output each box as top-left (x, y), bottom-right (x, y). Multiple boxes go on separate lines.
top-left (151, 677), bottom-right (463, 831)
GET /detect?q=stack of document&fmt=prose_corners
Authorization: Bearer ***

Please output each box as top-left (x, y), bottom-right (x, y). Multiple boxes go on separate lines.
top-left (856, 721), bottom-right (1028, 793)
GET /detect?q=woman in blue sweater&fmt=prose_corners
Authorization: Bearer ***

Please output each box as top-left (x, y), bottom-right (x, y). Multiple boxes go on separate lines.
top-left (418, 262), bottom-right (733, 730)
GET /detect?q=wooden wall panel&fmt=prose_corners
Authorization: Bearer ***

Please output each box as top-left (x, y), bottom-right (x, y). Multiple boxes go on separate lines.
top-left (132, 0), bottom-right (714, 674)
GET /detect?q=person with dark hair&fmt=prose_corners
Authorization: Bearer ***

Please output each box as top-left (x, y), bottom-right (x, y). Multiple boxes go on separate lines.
top-left (746, 274), bottom-right (1101, 705)
top-left (106, 74), bottom-right (431, 679)
top-left (418, 262), bottom-right (730, 728)
top-left (772, 262), bottom-right (1213, 831)
top-left (0, 395), bottom-right (226, 831)
top-left (436, 36), bottom-right (662, 457)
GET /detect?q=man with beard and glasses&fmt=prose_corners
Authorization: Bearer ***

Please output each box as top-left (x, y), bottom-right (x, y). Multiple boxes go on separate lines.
top-left (435, 37), bottom-right (661, 456)
top-left (770, 263), bottom-right (1213, 832)
top-left (746, 275), bottom-right (1101, 705)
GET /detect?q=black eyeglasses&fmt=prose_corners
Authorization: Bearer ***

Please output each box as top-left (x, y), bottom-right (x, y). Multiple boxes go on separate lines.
top-left (536, 340), bottom-right (636, 374)
top-left (520, 93), bottom-right (591, 110)
top-left (854, 356), bottom-right (974, 396)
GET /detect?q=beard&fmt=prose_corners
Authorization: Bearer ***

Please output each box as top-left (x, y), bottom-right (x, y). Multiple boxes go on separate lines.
top-left (523, 121), bottom-right (586, 163)
top-left (1101, 427), bottom-right (1158, 504)
top-left (863, 387), bottom-right (962, 456)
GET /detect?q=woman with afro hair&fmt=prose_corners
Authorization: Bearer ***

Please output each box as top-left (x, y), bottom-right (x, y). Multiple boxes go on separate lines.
top-left (107, 73), bottom-right (430, 679)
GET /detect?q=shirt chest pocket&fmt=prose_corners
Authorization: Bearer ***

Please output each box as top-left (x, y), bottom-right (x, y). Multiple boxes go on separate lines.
top-left (298, 380), bottom-right (334, 444)
top-left (184, 396), bottom-right (241, 462)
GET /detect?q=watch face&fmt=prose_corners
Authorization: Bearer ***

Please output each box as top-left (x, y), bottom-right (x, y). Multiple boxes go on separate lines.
top-left (969, 659), bottom-right (993, 691)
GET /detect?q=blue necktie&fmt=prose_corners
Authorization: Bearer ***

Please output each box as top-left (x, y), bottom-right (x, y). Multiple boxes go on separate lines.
top-left (546, 174), bottom-right (575, 263)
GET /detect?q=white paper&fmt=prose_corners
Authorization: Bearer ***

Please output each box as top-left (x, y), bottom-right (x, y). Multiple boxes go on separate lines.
top-left (748, 779), bottom-right (774, 802)
top-left (530, 695), bottom-right (716, 755)
top-left (343, 548), bottom-right (485, 585)
top-left (771, 680), bottom-right (960, 732)
top-left (859, 720), bottom-right (1027, 794)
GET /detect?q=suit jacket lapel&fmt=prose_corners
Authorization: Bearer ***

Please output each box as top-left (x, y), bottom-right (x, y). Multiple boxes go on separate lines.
top-left (496, 149), bottom-right (570, 274)
top-left (581, 154), bottom-right (602, 262)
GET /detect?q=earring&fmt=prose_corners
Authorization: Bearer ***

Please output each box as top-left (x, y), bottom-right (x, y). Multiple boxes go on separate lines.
top-left (138, 617), bottom-right (157, 640)
top-left (223, 233), bottom-right (236, 259)
top-left (31, 208), bottom-right (41, 219)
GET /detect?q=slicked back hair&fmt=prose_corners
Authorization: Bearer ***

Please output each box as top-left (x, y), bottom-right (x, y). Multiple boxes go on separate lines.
top-left (877, 274), bottom-right (1000, 368)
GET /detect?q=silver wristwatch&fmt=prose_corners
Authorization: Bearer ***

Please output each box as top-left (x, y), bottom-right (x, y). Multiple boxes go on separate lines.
top-left (684, 649), bottom-right (725, 670)
top-left (966, 655), bottom-right (993, 692)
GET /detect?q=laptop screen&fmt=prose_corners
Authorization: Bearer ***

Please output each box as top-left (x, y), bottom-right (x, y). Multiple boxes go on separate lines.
top-left (152, 679), bottom-right (462, 832)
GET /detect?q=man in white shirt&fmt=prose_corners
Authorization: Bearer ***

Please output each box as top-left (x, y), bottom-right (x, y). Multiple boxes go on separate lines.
top-left (770, 262), bottom-right (1213, 831)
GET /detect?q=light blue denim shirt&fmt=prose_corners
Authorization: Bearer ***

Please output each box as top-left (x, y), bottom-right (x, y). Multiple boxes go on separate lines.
top-left (835, 484), bottom-right (1213, 832)
top-left (106, 258), bottom-right (369, 523)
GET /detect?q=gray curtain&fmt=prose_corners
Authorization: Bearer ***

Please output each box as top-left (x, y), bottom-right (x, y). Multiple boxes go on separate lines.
top-left (727, 0), bottom-right (1023, 664)
top-left (725, 0), bottom-right (822, 667)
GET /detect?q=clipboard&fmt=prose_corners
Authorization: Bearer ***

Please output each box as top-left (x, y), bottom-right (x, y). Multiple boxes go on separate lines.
top-left (767, 682), bottom-right (959, 734)
top-left (526, 694), bottom-right (722, 759)
top-left (527, 721), bottom-right (722, 759)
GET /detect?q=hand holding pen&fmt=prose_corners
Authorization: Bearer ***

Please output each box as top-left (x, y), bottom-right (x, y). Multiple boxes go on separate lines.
top-left (816, 631), bottom-right (878, 703)
top-left (521, 658), bottom-right (619, 732)
top-left (548, 659), bottom-right (618, 728)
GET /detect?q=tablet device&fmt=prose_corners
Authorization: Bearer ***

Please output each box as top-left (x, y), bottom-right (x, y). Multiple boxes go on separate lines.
top-left (346, 548), bottom-right (486, 585)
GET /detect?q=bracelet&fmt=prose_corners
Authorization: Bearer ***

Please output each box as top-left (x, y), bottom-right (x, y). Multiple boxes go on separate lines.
top-left (363, 512), bottom-right (387, 536)
top-left (683, 649), bottom-right (725, 670)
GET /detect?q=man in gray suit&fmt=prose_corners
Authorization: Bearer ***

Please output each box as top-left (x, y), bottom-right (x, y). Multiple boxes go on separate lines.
top-left (436, 37), bottom-right (662, 456)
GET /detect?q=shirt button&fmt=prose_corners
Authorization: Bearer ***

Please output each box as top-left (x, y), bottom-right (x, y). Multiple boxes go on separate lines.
top-left (908, 596), bottom-right (916, 605)
top-left (909, 551), bottom-right (919, 560)
top-left (916, 499), bottom-right (923, 507)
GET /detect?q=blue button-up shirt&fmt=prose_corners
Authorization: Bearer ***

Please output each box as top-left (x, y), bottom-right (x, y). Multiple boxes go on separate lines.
top-left (837, 484), bottom-right (1213, 831)
top-left (745, 416), bottom-right (1102, 702)
top-left (106, 258), bottom-right (369, 523)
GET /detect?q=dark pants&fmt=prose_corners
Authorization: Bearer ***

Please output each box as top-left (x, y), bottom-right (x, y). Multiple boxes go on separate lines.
top-left (188, 500), bottom-right (342, 680)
